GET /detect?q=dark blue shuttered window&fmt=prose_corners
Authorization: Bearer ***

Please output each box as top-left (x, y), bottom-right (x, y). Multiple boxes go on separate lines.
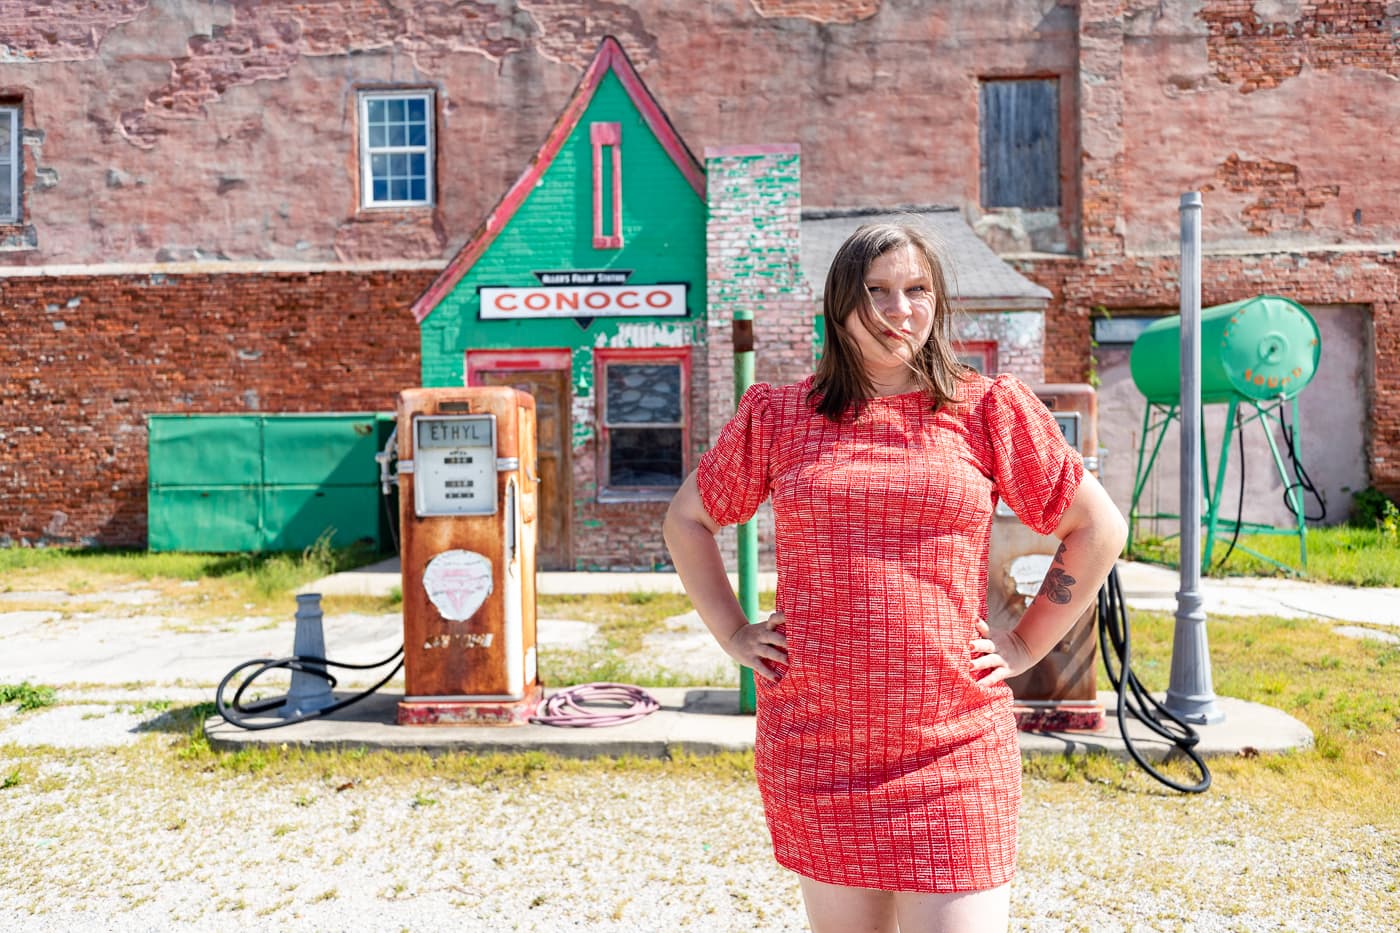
top-left (980, 79), bottom-right (1060, 209)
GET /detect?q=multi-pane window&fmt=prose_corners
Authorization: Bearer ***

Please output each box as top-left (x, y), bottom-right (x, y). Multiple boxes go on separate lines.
top-left (359, 91), bottom-right (433, 208)
top-left (598, 351), bottom-right (687, 494)
top-left (0, 106), bottom-right (19, 223)
top-left (979, 79), bottom-right (1059, 209)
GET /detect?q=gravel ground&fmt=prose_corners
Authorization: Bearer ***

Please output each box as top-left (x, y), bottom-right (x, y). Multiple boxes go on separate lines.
top-left (2, 583), bottom-right (1397, 930)
top-left (1, 722), bottom-right (1396, 932)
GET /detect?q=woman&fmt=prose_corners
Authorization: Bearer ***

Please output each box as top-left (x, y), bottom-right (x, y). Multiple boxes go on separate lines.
top-left (663, 222), bottom-right (1126, 932)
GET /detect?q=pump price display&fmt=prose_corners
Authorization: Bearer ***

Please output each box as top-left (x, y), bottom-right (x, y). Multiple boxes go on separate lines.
top-left (414, 415), bottom-right (497, 517)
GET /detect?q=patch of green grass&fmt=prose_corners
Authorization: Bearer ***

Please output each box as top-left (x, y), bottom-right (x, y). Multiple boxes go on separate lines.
top-left (1087, 608), bottom-right (1400, 820)
top-left (0, 682), bottom-right (57, 711)
top-left (0, 534), bottom-right (382, 610)
top-left (1130, 525), bottom-right (1400, 586)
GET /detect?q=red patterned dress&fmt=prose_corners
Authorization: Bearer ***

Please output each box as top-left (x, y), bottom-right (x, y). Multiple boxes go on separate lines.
top-left (695, 373), bottom-right (1084, 893)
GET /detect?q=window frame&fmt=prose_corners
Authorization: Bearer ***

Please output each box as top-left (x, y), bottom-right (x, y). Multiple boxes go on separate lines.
top-left (0, 104), bottom-right (19, 224)
top-left (978, 77), bottom-right (1061, 210)
top-left (954, 340), bottom-right (998, 375)
top-left (595, 347), bottom-right (691, 502)
top-left (357, 89), bottom-right (435, 210)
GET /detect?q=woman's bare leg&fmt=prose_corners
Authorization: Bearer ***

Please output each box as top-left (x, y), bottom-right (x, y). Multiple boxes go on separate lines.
top-left (892, 883), bottom-right (1010, 933)
top-left (798, 875), bottom-right (898, 933)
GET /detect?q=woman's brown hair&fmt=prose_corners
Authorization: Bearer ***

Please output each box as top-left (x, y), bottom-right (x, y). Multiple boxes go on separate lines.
top-left (808, 222), bottom-right (968, 420)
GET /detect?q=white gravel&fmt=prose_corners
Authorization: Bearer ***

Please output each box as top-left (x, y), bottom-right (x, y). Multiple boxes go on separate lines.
top-left (0, 728), bottom-right (1396, 932)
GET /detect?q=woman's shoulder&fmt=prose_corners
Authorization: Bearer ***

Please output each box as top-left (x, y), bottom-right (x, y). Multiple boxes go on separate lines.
top-left (747, 375), bottom-right (816, 409)
top-left (955, 371), bottom-right (1033, 410)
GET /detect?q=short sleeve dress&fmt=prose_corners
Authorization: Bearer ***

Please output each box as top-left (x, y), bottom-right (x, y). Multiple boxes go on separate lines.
top-left (694, 372), bottom-right (1084, 893)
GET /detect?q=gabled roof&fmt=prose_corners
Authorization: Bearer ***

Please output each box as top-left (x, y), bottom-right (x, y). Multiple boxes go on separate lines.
top-left (412, 37), bottom-right (705, 323)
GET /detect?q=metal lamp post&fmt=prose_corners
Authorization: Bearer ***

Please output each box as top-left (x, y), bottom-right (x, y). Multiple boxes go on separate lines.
top-left (1164, 191), bottom-right (1225, 725)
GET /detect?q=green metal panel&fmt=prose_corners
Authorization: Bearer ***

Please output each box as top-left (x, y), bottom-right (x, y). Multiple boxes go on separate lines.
top-left (147, 415), bottom-right (261, 486)
top-left (148, 487), bottom-right (260, 552)
top-left (420, 71), bottom-right (707, 389)
top-left (147, 413), bottom-right (393, 553)
top-left (262, 485), bottom-right (381, 551)
top-left (263, 414), bottom-right (382, 486)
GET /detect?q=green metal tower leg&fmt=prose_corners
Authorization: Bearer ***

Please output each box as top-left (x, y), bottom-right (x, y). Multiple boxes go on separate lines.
top-left (1202, 397), bottom-right (1239, 571)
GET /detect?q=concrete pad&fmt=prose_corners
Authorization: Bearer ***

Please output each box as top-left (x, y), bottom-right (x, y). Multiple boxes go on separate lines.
top-left (206, 688), bottom-right (1311, 763)
top-left (1333, 625), bottom-right (1400, 645)
top-left (206, 688), bottom-right (756, 758)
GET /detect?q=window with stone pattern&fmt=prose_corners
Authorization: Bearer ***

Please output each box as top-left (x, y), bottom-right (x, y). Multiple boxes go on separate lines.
top-left (598, 350), bottom-right (688, 495)
top-left (0, 105), bottom-right (19, 223)
top-left (359, 91), bottom-right (434, 208)
top-left (979, 78), bottom-right (1060, 209)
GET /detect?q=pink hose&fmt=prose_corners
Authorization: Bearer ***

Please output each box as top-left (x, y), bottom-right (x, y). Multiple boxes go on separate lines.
top-left (529, 682), bottom-right (661, 727)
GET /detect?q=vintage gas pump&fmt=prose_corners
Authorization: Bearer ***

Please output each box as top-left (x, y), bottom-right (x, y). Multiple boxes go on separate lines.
top-left (395, 387), bottom-right (542, 725)
top-left (987, 383), bottom-right (1104, 731)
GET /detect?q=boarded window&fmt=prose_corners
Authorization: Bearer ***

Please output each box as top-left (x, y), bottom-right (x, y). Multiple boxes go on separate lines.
top-left (0, 106), bottom-right (18, 223)
top-left (980, 79), bottom-right (1059, 209)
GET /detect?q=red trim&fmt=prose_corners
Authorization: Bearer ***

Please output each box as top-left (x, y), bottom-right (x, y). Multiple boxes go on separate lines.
top-left (595, 346), bottom-right (691, 493)
top-left (591, 122), bottom-right (623, 249)
top-left (466, 348), bottom-right (571, 384)
top-left (954, 340), bottom-right (999, 375)
top-left (411, 37), bottom-right (704, 323)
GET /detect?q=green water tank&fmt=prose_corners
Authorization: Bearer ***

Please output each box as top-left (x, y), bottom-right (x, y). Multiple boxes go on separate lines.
top-left (1129, 295), bottom-right (1320, 405)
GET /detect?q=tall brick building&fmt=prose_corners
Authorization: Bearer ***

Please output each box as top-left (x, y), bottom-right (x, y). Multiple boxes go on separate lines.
top-left (2, 1), bottom-right (1396, 565)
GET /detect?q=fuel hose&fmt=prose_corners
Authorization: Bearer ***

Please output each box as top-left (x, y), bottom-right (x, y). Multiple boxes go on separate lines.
top-left (1097, 566), bottom-right (1212, 793)
top-left (215, 647), bottom-right (404, 731)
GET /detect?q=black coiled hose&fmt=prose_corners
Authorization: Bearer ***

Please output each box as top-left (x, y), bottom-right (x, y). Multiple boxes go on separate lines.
top-left (1097, 566), bottom-right (1212, 793)
top-left (215, 647), bottom-right (404, 731)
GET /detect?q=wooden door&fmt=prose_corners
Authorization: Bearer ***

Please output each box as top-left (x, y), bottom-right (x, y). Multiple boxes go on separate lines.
top-left (475, 368), bottom-right (571, 570)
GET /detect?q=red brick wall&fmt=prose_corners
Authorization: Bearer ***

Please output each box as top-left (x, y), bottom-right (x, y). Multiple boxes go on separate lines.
top-left (1200, 1), bottom-right (1400, 93)
top-left (1019, 249), bottom-right (1400, 499)
top-left (0, 269), bottom-right (429, 546)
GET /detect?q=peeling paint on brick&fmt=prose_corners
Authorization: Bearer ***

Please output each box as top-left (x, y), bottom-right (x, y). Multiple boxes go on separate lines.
top-left (749, 0), bottom-right (882, 24)
top-left (519, 0), bottom-right (658, 68)
top-left (1200, 0), bottom-right (1400, 93)
top-left (0, 0), bottom-right (149, 62)
top-left (1208, 153), bottom-right (1341, 234)
top-left (118, 2), bottom-right (537, 149)
top-left (594, 321), bottom-right (690, 348)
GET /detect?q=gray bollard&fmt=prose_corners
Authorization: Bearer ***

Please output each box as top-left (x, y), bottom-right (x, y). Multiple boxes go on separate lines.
top-left (280, 592), bottom-right (335, 717)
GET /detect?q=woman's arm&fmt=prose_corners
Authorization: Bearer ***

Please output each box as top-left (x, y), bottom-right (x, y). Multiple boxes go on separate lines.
top-left (972, 472), bottom-right (1128, 684)
top-left (663, 471), bottom-right (788, 681)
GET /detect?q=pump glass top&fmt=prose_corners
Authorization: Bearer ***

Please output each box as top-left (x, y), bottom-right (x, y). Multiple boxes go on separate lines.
top-left (414, 414), bottom-right (498, 516)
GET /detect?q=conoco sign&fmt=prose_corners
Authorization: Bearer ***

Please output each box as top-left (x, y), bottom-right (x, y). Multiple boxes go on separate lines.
top-left (478, 283), bottom-right (688, 319)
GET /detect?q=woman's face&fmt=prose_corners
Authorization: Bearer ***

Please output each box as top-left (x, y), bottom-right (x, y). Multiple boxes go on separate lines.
top-left (843, 243), bottom-right (937, 375)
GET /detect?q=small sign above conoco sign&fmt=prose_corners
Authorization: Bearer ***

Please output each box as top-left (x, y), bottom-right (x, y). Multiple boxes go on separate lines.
top-left (478, 283), bottom-right (688, 319)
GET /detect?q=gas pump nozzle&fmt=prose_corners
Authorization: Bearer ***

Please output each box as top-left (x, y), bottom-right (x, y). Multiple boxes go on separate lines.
top-left (376, 426), bottom-right (399, 495)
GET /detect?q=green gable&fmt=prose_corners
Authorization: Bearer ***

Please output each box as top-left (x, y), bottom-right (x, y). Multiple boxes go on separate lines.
top-left (419, 70), bottom-right (706, 412)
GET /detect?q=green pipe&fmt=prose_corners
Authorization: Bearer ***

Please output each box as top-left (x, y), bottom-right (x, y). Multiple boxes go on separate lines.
top-left (733, 309), bottom-right (759, 715)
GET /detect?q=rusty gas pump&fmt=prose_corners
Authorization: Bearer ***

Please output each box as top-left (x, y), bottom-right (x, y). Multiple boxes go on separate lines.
top-left (395, 387), bottom-right (542, 725)
top-left (987, 383), bottom-right (1104, 731)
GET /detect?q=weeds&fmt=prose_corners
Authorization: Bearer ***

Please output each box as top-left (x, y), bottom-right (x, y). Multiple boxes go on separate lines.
top-left (0, 682), bottom-right (57, 711)
top-left (1131, 524), bottom-right (1400, 586)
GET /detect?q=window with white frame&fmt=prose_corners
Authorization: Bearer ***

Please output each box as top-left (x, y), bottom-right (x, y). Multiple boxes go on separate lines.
top-left (359, 91), bottom-right (434, 208)
top-left (597, 349), bottom-right (688, 495)
top-left (0, 106), bottom-right (19, 224)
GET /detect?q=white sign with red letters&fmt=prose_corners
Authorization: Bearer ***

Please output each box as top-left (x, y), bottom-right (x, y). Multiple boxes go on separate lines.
top-left (479, 283), bottom-right (687, 319)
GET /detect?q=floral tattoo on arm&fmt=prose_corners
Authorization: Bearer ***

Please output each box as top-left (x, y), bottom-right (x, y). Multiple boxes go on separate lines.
top-left (1038, 542), bottom-right (1076, 605)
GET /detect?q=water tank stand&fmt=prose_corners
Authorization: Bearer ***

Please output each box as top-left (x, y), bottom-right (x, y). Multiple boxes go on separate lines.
top-left (1127, 394), bottom-right (1309, 574)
